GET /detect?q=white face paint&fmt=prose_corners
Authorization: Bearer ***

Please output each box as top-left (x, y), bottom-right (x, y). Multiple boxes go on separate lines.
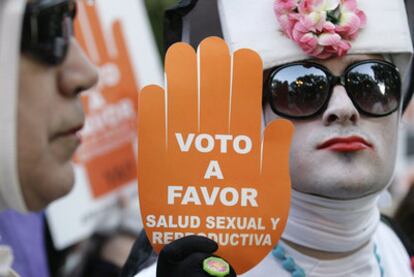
top-left (264, 54), bottom-right (400, 200)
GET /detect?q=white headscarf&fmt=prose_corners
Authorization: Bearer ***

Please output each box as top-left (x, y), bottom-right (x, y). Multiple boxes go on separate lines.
top-left (0, 0), bottom-right (28, 212)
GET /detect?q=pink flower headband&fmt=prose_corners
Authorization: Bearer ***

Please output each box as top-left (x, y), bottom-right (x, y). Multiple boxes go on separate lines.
top-left (274, 0), bottom-right (366, 59)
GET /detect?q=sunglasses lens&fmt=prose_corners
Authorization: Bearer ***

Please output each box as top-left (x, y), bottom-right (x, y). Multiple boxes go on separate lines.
top-left (22, 1), bottom-right (75, 65)
top-left (269, 64), bottom-right (330, 117)
top-left (346, 62), bottom-right (401, 116)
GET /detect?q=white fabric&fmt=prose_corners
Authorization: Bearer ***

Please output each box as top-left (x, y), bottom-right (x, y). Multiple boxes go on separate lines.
top-left (0, 0), bottom-right (27, 212)
top-left (282, 190), bottom-right (380, 252)
top-left (241, 222), bottom-right (413, 277)
top-left (0, 246), bottom-right (13, 276)
top-left (0, 2), bottom-right (31, 276)
top-left (0, 246), bottom-right (18, 277)
top-left (218, 0), bottom-right (413, 83)
top-left (133, 222), bottom-right (412, 277)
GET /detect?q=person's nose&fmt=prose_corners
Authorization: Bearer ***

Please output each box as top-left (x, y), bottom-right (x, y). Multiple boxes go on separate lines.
top-left (322, 85), bottom-right (360, 125)
top-left (58, 38), bottom-right (99, 97)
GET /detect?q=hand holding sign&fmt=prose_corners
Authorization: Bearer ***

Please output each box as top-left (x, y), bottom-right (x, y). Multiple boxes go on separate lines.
top-left (138, 37), bottom-right (294, 274)
top-left (156, 236), bottom-right (236, 277)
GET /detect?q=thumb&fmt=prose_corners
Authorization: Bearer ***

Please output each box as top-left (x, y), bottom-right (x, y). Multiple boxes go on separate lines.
top-left (261, 119), bottom-right (294, 188)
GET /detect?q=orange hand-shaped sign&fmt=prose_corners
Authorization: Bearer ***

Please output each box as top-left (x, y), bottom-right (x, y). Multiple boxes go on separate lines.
top-left (74, 1), bottom-right (138, 198)
top-left (138, 37), bottom-right (293, 274)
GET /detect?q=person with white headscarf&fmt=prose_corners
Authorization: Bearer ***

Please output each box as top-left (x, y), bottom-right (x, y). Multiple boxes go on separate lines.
top-left (125, 0), bottom-right (414, 276)
top-left (0, 0), bottom-right (97, 275)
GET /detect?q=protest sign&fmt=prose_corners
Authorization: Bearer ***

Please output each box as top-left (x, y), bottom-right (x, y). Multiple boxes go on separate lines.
top-left (47, 0), bottom-right (162, 249)
top-left (138, 37), bottom-right (293, 274)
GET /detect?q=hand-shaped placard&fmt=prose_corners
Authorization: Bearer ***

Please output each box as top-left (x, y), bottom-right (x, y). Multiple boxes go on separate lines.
top-left (138, 37), bottom-right (293, 274)
top-left (74, 1), bottom-right (138, 198)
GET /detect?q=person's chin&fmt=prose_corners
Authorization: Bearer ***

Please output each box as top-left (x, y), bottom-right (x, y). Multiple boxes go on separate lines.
top-left (294, 178), bottom-right (383, 200)
top-left (34, 162), bottom-right (76, 210)
top-left (53, 162), bottom-right (77, 198)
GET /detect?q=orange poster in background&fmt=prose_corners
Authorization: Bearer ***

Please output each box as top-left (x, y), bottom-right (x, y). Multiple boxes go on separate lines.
top-left (138, 37), bottom-right (293, 274)
top-left (73, 1), bottom-right (138, 198)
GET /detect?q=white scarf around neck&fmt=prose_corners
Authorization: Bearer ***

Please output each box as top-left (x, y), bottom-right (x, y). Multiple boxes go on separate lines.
top-left (282, 189), bottom-right (380, 253)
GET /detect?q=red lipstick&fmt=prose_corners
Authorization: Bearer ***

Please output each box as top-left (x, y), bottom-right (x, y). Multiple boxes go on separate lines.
top-left (317, 136), bottom-right (373, 152)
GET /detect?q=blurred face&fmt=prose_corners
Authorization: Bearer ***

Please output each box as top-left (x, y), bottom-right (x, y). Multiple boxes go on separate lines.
top-left (18, 39), bottom-right (98, 210)
top-left (264, 54), bottom-right (400, 200)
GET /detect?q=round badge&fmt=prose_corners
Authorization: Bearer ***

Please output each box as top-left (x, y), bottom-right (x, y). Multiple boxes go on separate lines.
top-left (203, 257), bottom-right (230, 277)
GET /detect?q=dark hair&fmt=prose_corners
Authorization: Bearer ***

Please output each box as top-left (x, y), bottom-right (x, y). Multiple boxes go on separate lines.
top-left (394, 186), bottom-right (414, 247)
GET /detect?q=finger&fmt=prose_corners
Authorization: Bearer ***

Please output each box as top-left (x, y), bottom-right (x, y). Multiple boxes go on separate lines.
top-left (176, 253), bottom-right (237, 277)
top-left (229, 49), bottom-right (262, 139)
top-left (157, 252), bottom-right (211, 277)
top-left (260, 119), bottom-right (294, 206)
top-left (229, 49), bottom-right (263, 174)
top-left (165, 42), bottom-right (198, 137)
top-left (179, 253), bottom-right (215, 276)
top-left (160, 235), bottom-right (218, 263)
top-left (198, 37), bottom-right (231, 133)
top-left (110, 20), bottom-right (138, 107)
top-left (171, 254), bottom-right (236, 277)
top-left (137, 85), bottom-right (167, 179)
top-left (113, 20), bottom-right (137, 88)
top-left (76, 1), bottom-right (109, 63)
top-left (261, 119), bottom-right (294, 175)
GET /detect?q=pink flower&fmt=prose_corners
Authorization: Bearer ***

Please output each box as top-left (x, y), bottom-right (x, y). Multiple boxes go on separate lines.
top-left (278, 14), bottom-right (297, 38)
top-left (336, 0), bottom-right (366, 40)
top-left (274, 0), bottom-right (302, 38)
top-left (274, 0), bottom-right (366, 59)
top-left (301, 11), bottom-right (327, 32)
top-left (298, 0), bottom-right (339, 14)
top-left (318, 32), bottom-right (351, 56)
top-left (273, 0), bottom-right (299, 16)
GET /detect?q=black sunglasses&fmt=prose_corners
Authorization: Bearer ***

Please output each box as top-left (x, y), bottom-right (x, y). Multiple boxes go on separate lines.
top-left (265, 60), bottom-right (402, 119)
top-left (21, 0), bottom-right (77, 65)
